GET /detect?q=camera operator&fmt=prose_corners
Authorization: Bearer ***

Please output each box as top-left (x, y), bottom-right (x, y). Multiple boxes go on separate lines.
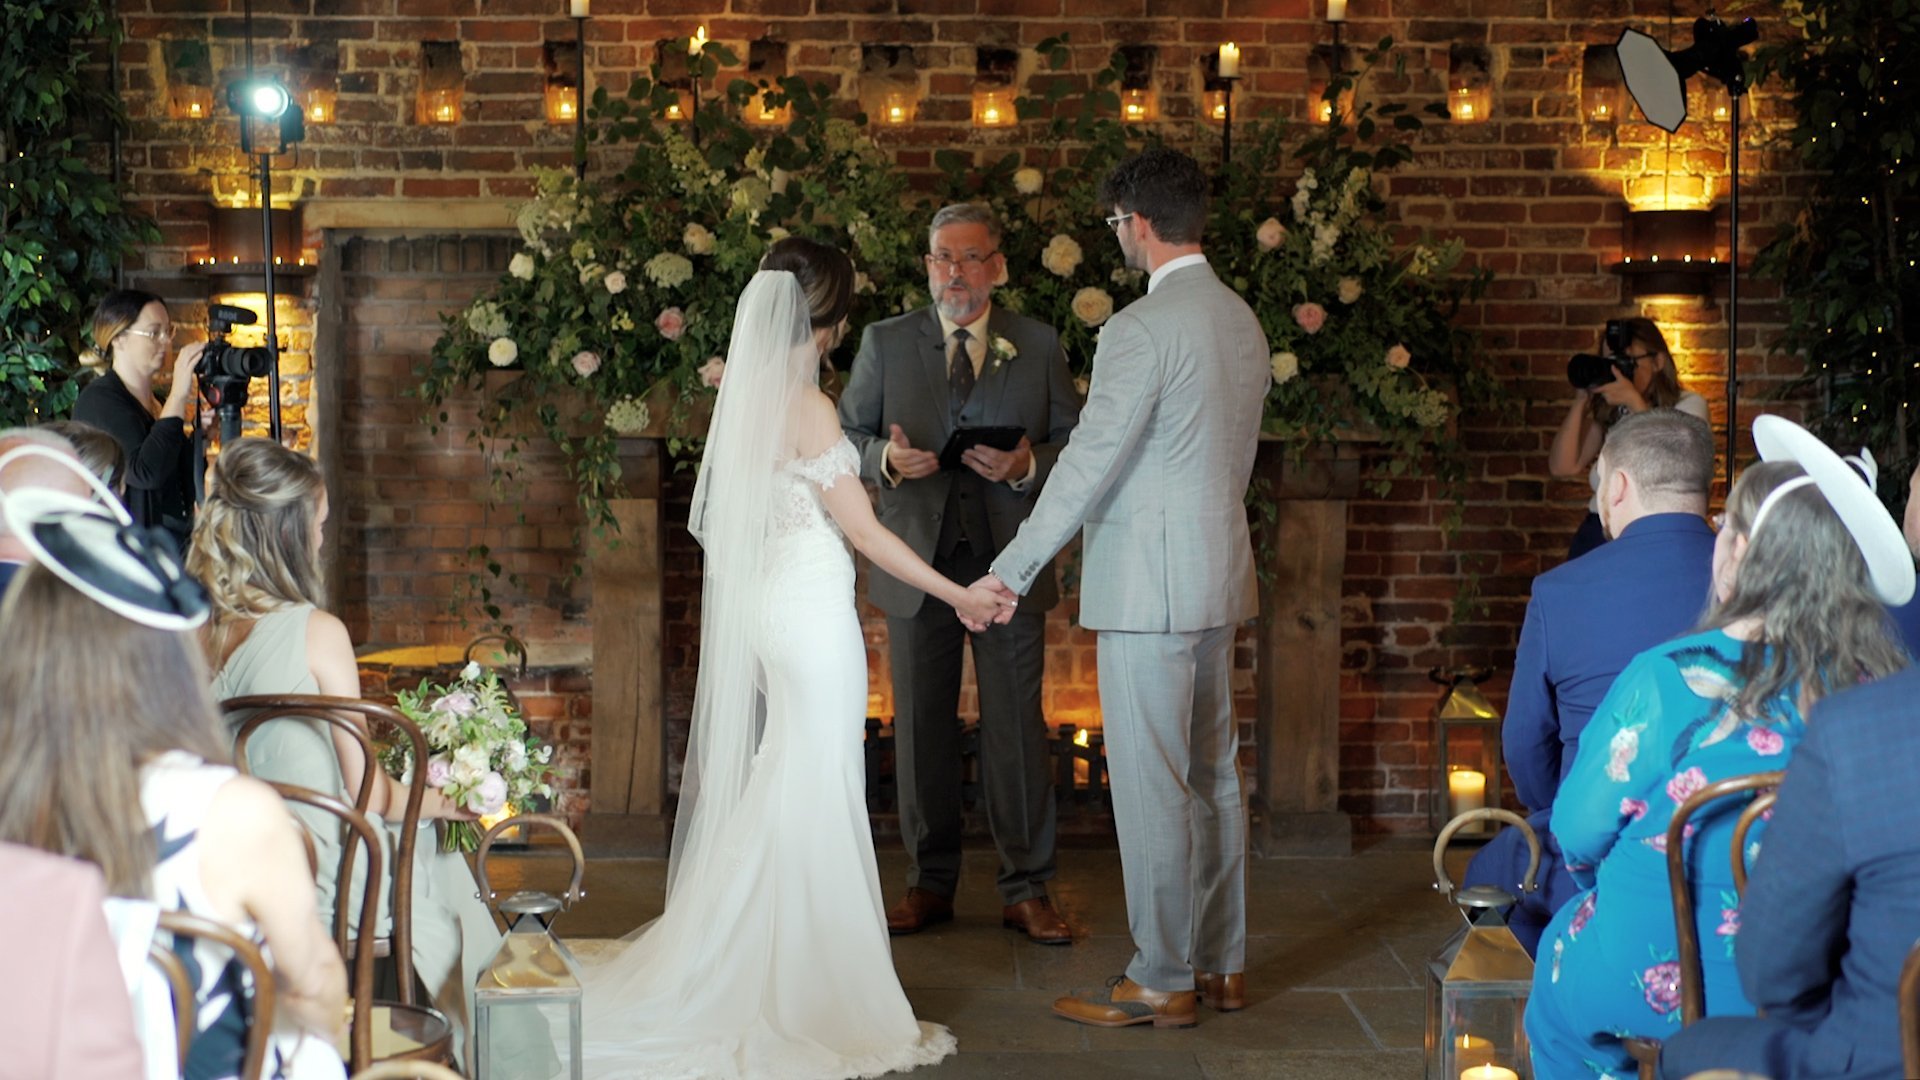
top-left (74, 289), bottom-right (203, 551)
top-left (1548, 317), bottom-right (1706, 558)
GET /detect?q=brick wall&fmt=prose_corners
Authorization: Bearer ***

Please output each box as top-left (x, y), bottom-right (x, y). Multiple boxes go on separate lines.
top-left (106, 0), bottom-right (1805, 834)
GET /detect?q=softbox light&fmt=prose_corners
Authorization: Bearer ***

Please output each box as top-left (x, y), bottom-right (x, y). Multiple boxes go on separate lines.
top-left (1617, 16), bottom-right (1759, 134)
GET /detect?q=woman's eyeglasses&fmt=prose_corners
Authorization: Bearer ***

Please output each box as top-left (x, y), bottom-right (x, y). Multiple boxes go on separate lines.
top-left (123, 327), bottom-right (175, 346)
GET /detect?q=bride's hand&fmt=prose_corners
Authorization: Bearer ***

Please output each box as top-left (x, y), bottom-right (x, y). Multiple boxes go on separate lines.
top-left (956, 583), bottom-right (1015, 629)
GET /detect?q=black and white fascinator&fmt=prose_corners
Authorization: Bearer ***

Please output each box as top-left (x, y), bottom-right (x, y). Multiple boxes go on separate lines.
top-left (1749, 414), bottom-right (1915, 606)
top-left (0, 445), bottom-right (209, 630)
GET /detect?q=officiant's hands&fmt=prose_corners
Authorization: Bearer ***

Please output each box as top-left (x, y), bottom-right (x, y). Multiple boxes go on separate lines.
top-left (962, 436), bottom-right (1032, 484)
top-left (887, 424), bottom-right (940, 480)
top-left (957, 573), bottom-right (1020, 631)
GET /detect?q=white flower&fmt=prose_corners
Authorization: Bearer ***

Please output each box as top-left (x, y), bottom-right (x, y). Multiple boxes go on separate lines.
top-left (644, 252), bottom-right (694, 289)
top-left (766, 226), bottom-right (790, 243)
top-left (461, 661), bottom-right (482, 681)
top-left (989, 335), bottom-right (1018, 369)
top-left (606, 396), bottom-right (651, 435)
top-left (1310, 221), bottom-right (1341, 265)
top-left (1385, 343), bottom-right (1412, 369)
top-left (1013, 167), bottom-right (1044, 195)
top-left (1256, 217), bottom-right (1286, 251)
top-left (1408, 244), bottom-right (1440, 277)
top-left (682, 223), bottom-right (714, 257)
top-left (466, 301), bottom-right (509, 338)
top-left (571, 350), bottom-right (601, 377)
top-left (698, 356), bottom-right (726, 388)
top-left (508, 252), bottom-right (535, 280)
top-left (1041, 234), bottom-right (1083, 278)
top-left (1338, 277), bottom-right (1364, 304)
top-left (569, 239), bottom-right (595, 264)
top-left (1110, 266), bottom-right (1142, 287)
top-left (1070, 286), bottom-right (1114, 327)
top-left (487, 337), bottom-right (519, 367)
top-left (578, 262), bottom-right (604, 287)
top-left (1270, 351), bottom-right (1299, 384)
top-left (604, 270), bottom-right (628, 295)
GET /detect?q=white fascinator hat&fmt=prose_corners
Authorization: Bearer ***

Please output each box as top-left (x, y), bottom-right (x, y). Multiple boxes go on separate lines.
top-left (1749, 414), bottom-right (1916, 606)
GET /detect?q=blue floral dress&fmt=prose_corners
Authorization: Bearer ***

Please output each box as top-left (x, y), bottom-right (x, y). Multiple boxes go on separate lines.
top-left (1525, 629), bottom-right (1798, 1078)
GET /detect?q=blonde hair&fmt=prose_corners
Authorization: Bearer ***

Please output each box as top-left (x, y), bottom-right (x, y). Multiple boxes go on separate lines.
top-left (187, 438), bottom-right (326, 645)
top-left (79, 288), bottom-right (165, 373)
top-left (0, 565), bottom-right (230, 897)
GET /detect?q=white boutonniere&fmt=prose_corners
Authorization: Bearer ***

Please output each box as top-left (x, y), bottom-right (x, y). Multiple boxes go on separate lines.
top-left (990, 334), bottom-right (1018, 371)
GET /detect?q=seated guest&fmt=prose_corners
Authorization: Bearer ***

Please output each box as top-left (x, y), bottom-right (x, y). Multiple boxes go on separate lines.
top-left (1463, 409), bottom-right (1716, 955)
top-left (0, 476), bottom-right (347, 1078)
top-left (0, 427), bottom-right (91, 593)
top-left (187, 438), bottom-right (551, 1077)
top-left (1656, 662), bottom-right (1920, 1080)
top-left (41, 418), bottom-right (129, 500)
top-left (1526, 415), bottom-right (1913, 1079)
top-left (0, 841), bottom-right (145, 1080)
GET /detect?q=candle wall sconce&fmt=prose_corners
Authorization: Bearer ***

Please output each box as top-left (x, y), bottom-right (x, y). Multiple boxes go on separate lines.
top-left (1581, 43), bottom-right (1623, 123)
top-left (859, 44), bottom-right (921, 127)
top-left (300, 87), bottom-right (337, 124)
top-left (745, 39), bottom-right (792, 126)
top-left (164, 40), bottom-right (216, 121)
top-left (1427, 666), bottom-right (1506, 839)
top-left (1307, 44), bottom-right (1350, 125)
top-left (653, 39), bottom-right (697, 123)
top-left (290, 44), bottom-right (339, 127)
top-left (1616, 206), bottom-right (1720, 298)
top-left (972, 46), bottom-right (1020, 128)
top-left (544, 40), bottom-right (582, 124)
top-left (193, 204), bottom-right (314, 296)
top-left (1118, 44), bottom-right (1158, 123)
top-left (417, 40), bottom-right (465, 125)
top-left (1448, 43), bottom-right (1494, 124)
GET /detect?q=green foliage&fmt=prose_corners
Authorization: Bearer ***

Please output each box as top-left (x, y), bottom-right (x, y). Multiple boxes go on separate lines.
top-left (1748, 0), bottom-right (1920, 497)
top-left (0, 1), bottom-right (161, 424)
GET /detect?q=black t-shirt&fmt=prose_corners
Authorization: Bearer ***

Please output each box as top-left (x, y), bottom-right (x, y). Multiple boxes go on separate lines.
top-left (72, 370), bottom-right (195, 550)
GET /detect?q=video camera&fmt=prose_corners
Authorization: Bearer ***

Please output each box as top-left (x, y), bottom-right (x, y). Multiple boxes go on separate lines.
top-left (1567, 319), bottom-right (1637, 391)
top-left (198, 303), bottom-right (273, 442)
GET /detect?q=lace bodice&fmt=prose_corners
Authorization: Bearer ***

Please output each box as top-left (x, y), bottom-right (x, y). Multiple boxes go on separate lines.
top-left (769, 436), bottom-right (860, 541)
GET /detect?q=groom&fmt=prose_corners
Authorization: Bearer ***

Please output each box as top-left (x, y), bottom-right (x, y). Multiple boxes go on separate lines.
top-left (975, 148), bottom-right (1271, 1027)
top-left (839, 202), bottom-right (1082, 945)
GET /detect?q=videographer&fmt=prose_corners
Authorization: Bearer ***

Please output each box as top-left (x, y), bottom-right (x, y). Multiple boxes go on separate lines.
top-left (73, 289), bottom-right (202, 550)
top-left (1548, 317), bottom-right (1706, 558)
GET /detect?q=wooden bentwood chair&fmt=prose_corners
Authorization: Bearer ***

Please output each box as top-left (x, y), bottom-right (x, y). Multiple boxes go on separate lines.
top-left (153, 909), bottom-right (280, 1080)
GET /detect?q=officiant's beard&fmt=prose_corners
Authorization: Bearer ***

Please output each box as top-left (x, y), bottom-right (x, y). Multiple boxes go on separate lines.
top-left (935, 280), bottom-right (989, 324)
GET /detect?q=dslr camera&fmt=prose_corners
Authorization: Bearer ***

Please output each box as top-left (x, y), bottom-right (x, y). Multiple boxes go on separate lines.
top-left (198, 303), bottom-right (274, 440)
top-left (1567, 319), bottom-right (1637, 391)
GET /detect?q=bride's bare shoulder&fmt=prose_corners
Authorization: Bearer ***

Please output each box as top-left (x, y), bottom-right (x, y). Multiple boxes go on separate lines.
top-left (791, 389), bottom-right (843, 458)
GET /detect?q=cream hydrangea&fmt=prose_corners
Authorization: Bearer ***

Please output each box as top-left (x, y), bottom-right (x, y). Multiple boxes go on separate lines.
top-left (1071, 286), bottom-right (1114, 327)
top-left (644, 252), bottom-right (695, 289)
top-left (606, 396), bottom-right (651, 435)
top-left (466, 301), bottom-right (509, 338)
top-left (1041, 234), bottom-right (1084, 278)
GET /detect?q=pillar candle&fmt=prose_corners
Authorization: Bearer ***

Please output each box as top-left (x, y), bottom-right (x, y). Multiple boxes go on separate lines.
top-left (1218, 42), bottom-right (1240, 79)
top-left (1460, 1067), bottom-right (1518, 1080)
top-left (569, 0), bottom-right (589, 15)
top-left (1328, 0), bottom-right (1348, 21)
top-left (1448, 769), bottom-right (1487, 819)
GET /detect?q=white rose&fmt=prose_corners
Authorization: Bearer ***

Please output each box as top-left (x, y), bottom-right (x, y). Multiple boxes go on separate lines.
top-left (1270, 351), bottom-right (1299, 384)
top-left (1337, 277), bottom-right (1364, 304)
top-left (604, 270), bottom-right (628, 295)
top-left (508, 252), bottom-right (535, 280)
top-left (460, 661), bottom-right (482, 681)
top-left (683, 223), bottom-right (715, 255)
top-left (1013, 167), bottom-right (1044, 195)
top-left (1256, 217), bottom-right (1286, 251)
top-left (1041, 234), bottom-right (1083, 278)
top-left (1070, 286), bottom-right (1114, 327)
top-left (487, 337), bottom-right (519, 367)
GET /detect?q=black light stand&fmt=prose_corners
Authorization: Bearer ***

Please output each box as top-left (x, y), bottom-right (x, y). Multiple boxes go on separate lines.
top-left (1219, 74), bottom-right (1239, 168)
top-left (574, 10), bottom-right (587, 181)
top-left (229, 0), bottom-right (302, 445)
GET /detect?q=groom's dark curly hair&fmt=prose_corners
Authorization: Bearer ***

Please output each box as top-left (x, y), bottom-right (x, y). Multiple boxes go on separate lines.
top-left (1099, 147), bottom-right (1209, 245)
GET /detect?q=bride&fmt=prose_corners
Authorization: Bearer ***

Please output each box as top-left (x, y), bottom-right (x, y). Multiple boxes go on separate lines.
top-left (580, 238), bottom-right (1007, 1078)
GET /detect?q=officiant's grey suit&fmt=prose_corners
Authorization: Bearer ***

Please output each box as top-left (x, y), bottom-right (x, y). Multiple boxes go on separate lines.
top-left (839, 304), bottom-right (1081, 906)
top-left (993, 260), bottom-right (1270, 990)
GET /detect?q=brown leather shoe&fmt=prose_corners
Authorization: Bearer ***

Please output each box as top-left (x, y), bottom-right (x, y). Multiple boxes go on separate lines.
top-left (1194, 971), bottom-right (1246, 1011)
top-left (886, 887), bottom-right (953, 936)
top-left (1002, 896), bottom-right (1072, 945)
top-left (1052, 976), bottom-right (1197, 1029)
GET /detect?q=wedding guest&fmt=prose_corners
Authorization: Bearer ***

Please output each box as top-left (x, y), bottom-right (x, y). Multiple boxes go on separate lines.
top-left (1526, 415), bottom-right (1913, 1078)
top-left (187, 438), bottom-right (551, 1077)
top-left (0, 427), bottom-right (90, 594)
top-left (74, 289), bottom-right (205, 551)
top-left (1462, 410), bottom-right (1716, 955)
top-left (0, 490), bottom-right (347, 1078)
top-left (41, 418), bottom-right (128, 499)
top-left (837, 205), bottom-right (1082, 943)
top-left (1549, 318), bottom-right (1707, 558)
top-left (0, 841), bottom-right (145, 1080)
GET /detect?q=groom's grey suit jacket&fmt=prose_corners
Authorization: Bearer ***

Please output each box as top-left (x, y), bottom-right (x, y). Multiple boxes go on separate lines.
top-left (840, 305), bottom-right (1081, 617)
top-left (994, 262), bottom-right (1269, 633)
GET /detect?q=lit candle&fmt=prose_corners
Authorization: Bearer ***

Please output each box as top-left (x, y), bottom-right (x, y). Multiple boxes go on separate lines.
top-left (1454, 1034), bottom-right (1494, 1070)
top-left (889, 104), bottom-right (906, 122)
top-left (1218, 42), bottom-right (1240, 79)
top-left (1460, 1068), bottom-right (1518, 1080)
top-left (1318, 98), bottom-right (1334, 124)
top-left (689, 24), bottom-right (708, 56)
top-left (982, 104), bottom-right (1002, 124)
top-left (1448, 769), bottom-right (1486, 819)
top-left (569, 0), bottom-right (589, 15)
top-left (1327, 0), bottom-right (1348, 21)
top-left (666, 101), bottom-right (684, 120)
top-left (188, 101), bottom-right (204, 118)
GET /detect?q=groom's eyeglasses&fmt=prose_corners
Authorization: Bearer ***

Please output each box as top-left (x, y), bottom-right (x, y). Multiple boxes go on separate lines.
top-left (925, 252), bottom-right (998, 273)
top-left (1104, 212), bottom-right (1135, 231)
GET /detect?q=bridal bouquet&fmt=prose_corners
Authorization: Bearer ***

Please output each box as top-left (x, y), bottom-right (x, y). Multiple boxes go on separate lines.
top-left (389, 661), bottom-right (556, 853)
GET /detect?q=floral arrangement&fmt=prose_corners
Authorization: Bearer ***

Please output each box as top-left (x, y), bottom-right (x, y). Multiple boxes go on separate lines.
top-left (388, 661), bottom-right (556, 853)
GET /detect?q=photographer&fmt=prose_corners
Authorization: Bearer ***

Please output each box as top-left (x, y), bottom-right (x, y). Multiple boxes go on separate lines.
top-left (1548, 317), bottom-right (1706, 558)
top-left (73, 289), bottom-right (203, 551)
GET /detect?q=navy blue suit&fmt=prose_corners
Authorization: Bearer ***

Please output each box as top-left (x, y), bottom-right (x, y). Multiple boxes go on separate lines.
top-left (1659, 667), bottom-right (1920, 1080)
top-left (1462, 512), bottom-right (1715, 954)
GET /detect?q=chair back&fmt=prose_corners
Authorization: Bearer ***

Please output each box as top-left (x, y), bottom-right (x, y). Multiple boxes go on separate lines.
top-left (156, 909), bottom-right (278, 1080)
top-left (226, 694), bottom-right (427, 1002)
top-left (1901, 938), bottom-right (1920, 1078)
top-left (269, 781), bottom-right (383, 1071)
top-left (1666, 770), bottom-right (1786, 1025)
top-left (147, 938), bottom-right (196, 1074)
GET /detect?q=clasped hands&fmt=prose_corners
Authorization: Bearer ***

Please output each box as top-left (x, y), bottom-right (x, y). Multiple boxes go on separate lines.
top-left (958, 573), bottom-right (1019, 632)
top-left (887, 424), bottom-right (1032, 484)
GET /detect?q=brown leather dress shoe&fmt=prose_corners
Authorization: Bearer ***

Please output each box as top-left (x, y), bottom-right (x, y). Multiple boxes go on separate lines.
top-left (1194, 971), bottom-right (1246, 1011)
top-left (886, 887), bottom-right (953, 936)
top-left (1001, 896), bottom-right (1072, 945)
top-left (1052, 976), bottom-right (1197, 1029)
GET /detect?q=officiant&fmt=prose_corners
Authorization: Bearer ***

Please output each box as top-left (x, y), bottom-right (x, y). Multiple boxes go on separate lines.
top-left (839, 202), bottom-right (1082, 945)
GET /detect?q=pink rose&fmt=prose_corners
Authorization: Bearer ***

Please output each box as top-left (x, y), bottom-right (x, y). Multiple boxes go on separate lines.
top-left (431, 691), bottom-right (476, 717)
top-left (699, 356), bottom-right (726, 388)
top-left (1667, 766), bottom-right (1709, 806)
top-left (1384, 344), bottom-right (1411, 369)
top-left (425, 756), bottom-right (452, 789)
top-left (1746, 727), bottom-right (1785, 756)
top-left (571, 350), bottom-right (601, 377)
top-left (469, 771), bottom-right (509, 815)
top-left (655, 306), bottom-right (687, 341)
top-left (1642, 961), bottom-right (1682, 1015)
top-left (1619, 797), bottom-right (1649, 821)
top-left (1292, 302), bottom-right (1327, 335)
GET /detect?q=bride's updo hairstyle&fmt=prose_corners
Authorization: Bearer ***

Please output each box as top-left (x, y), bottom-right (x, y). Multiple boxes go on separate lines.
top-left (186, 438), bottom-right (326, 627)
top-left (761, 237), bottom-right (854, 331)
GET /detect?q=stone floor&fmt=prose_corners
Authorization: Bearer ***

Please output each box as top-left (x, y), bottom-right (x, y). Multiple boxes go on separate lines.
top-left (489, 840), bottom-right (1478, 1079)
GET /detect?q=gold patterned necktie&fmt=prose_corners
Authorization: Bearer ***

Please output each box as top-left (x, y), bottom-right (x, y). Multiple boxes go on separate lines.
top-left (948, 327), bottom-right (975, 410)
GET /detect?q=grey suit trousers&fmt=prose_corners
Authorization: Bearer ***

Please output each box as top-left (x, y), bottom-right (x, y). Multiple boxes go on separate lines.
top-left (1098, 626), bottom-right (1248, 990)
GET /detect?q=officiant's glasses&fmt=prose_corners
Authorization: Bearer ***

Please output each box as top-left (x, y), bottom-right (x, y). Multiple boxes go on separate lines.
top-left (926, 251), bottom-right (999, 273)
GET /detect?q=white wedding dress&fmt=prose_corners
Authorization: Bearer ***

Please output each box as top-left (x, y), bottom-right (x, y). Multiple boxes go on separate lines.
top-left (579, 434), bottom-right (956, 1079)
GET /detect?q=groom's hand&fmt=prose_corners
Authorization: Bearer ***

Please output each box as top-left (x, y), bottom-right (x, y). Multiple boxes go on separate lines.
top-left (887, 424), bottom-right (940, 480)
top-left (975, 573), bottom-right (1020, 626)
top-left (961, 437), bottom-right (1031, 484)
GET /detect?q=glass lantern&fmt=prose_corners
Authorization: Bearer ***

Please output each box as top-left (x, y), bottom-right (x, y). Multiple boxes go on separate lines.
top-left (1427, 808), bottom-right (1539, 1080)
top-left (1428, 667), bottom-right (1506, 838)
top-left (473, 814), bottom-right (587, 1080)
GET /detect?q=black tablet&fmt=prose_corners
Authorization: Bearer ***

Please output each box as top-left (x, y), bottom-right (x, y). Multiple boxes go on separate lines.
top-left (938, 426), bottom-right (1026, 471)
